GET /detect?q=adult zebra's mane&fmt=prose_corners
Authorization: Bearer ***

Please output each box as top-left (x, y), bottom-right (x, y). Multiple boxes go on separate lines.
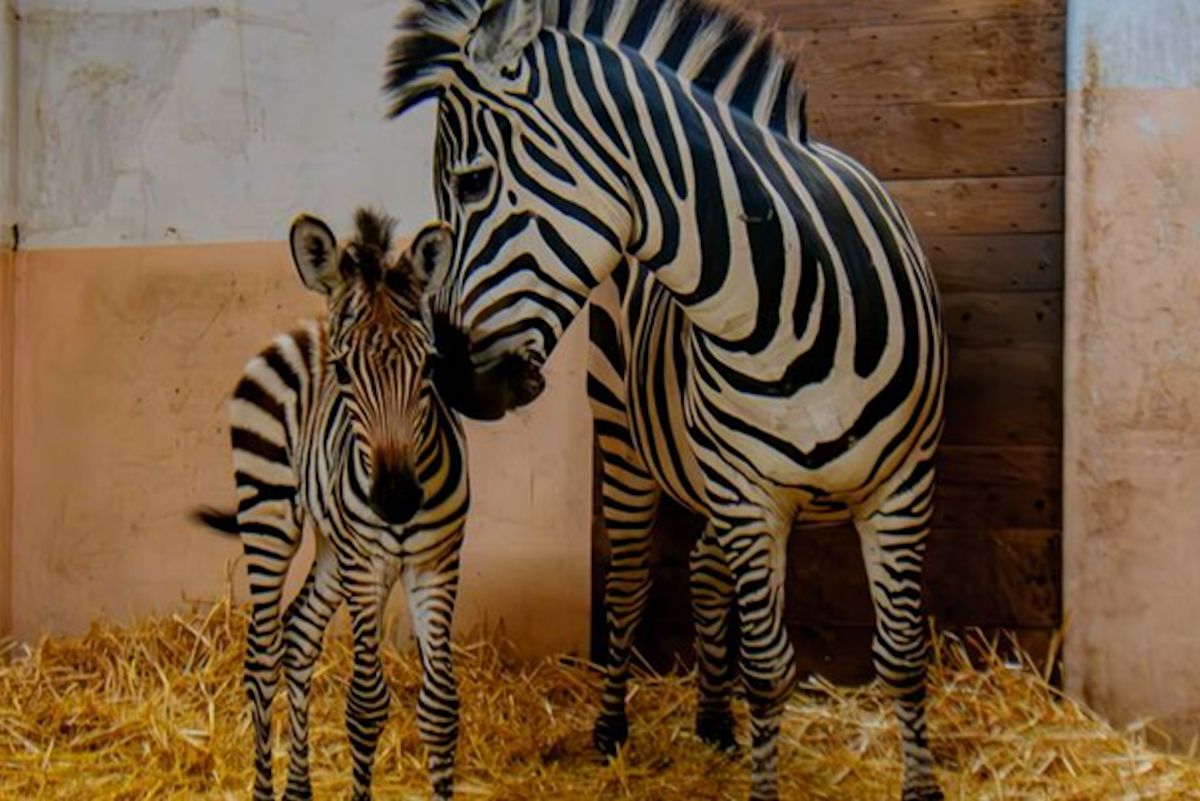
top-left (386, 0), bottom-right (809, 143)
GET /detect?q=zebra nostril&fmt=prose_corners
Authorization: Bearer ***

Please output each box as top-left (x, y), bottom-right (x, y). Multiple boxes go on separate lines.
top-left (369, 468), bottom-right (423, 525)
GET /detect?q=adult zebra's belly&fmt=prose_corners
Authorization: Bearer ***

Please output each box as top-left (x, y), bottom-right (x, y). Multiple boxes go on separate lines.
top-left (625, 313), bottom-right (937, 522)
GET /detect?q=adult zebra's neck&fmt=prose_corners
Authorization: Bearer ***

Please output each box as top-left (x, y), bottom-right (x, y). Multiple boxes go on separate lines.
top-left (538, 27), bottom-right (806, 353)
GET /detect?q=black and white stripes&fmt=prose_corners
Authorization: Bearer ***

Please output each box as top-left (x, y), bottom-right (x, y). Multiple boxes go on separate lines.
top-left (195, 211), bottom-right (469, 801)
top-left (387, 1), bottom-right (947, 799)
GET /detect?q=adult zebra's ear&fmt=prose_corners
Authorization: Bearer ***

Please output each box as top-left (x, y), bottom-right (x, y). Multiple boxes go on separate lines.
top-left (467, 0), bottom-right (543, 73)
top-left (290, 214), bottom-right (343, 296)
top-left (408, 221), bottom-right (454, 293)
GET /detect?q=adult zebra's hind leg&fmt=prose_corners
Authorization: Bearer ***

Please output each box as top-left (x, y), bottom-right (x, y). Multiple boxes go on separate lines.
top-left (855, 456), bottom-right (943, 801)
top-left (717, 511), bottom-right (797, 801)
top-left (593, 431), bottom-right (661, 757)
top-left (690, 522), bottom-right (739, 752)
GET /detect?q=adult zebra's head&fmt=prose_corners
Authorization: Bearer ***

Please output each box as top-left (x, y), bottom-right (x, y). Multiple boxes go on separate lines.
top-left (386, 0), bottom-right (640, 420)
top-left (290, 210), bottom-right (453, 525)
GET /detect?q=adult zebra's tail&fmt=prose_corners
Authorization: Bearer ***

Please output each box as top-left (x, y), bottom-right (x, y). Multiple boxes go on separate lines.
top-left (190, 506), bottom-right (240, 536)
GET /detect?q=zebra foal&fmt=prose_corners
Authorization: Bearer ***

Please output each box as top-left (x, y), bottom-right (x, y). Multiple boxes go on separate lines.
top-left (195, 210), bottom-right (469, 801)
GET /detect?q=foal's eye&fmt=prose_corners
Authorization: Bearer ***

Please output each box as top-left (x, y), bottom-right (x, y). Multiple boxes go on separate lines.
top-left (331, 358), bottom-right (351, 386)
top-left (455, 167), bottom-right (494, 205)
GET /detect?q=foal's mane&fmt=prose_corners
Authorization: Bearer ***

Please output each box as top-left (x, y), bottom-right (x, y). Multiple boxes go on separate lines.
top-left (386, 0), bottom-right (809, 143)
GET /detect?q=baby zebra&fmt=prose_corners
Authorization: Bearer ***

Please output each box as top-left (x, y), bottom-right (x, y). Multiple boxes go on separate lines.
top-left (195, 210), bottom-right (469, 801)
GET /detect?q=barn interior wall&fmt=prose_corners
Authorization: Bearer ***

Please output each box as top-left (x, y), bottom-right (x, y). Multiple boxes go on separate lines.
top-left (5, 1), bottom-right (592, 656)
top-left (1064, 0), bottom-right (1200, 745)
top-left (0, 0), bottom-right (19, 637)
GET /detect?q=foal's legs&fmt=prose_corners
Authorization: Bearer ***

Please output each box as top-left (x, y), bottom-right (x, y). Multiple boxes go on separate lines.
top-left (344, 562), bottom-right (394, 801)
top-left (402, 538), bottom-right (463, 801)
top-left (280, 537), bottom-right (343, 800)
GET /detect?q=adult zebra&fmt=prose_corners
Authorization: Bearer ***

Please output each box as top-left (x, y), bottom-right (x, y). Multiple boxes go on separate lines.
top-left (386, 1), bottom-right (947, 799)
top-left (195, 211), bottom-right (469, 801)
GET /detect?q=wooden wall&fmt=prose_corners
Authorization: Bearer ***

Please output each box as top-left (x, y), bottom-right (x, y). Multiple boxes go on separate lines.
top-left (591, 0), bottom-right (1065, 681)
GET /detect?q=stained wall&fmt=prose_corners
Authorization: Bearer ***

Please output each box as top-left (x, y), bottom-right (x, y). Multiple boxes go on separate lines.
top-left (3, 0), bottom-right (592, 657)
top-left (0, 0), bottom-right (18, 638)
top-left (1064, 0), bottom-right (1200, 744)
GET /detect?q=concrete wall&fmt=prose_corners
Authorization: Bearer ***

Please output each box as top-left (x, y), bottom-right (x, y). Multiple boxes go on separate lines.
top-left (4, 0), bottom-right (592, 657)
top-left (1064, 0), bottom-right (1200, 744)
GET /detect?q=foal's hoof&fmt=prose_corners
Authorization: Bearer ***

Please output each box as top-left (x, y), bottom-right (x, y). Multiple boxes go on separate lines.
top-left (283, 777), bottom-right (313, 801)
top-left (593, 714), bottom-right (629, 758)
top-left (696, 712), bottom-right (739, 754)
top-left (902, 784), bottom-right (944, 801)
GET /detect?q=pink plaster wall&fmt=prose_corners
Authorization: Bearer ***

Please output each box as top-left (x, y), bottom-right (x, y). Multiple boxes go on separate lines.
top-left (1064, 82), bottom-right (1200, 742)
top-left (8, 243), bottom-right (592, 656)
top-left (0, 250), bottom-right (12, 636)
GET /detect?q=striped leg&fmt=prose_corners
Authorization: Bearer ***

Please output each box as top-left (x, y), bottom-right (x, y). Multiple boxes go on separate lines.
top-left (345, 565), bottom-right (393, 801)
top-left (718, 514), bottom-right (796, 801)
top-left (403, 541), bottom-right (463, 801)
top-left (239, 503), bottom-right (302, 801)
top-left (690, 522), bottom-right (739, 752)
top-left (593, 434), bottom-right (661, 757)
top-left (856, 459), bottom-right (942, 801)
top-left (281, 538), bottom-right (344, 801)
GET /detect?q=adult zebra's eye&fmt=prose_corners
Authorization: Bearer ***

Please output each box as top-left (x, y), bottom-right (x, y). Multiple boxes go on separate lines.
top-left (455, 167), bottom-right (494, 205)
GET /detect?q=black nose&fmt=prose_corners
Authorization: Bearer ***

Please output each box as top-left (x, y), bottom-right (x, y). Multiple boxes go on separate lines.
top-left (369, 467), bottom-right (424, 524)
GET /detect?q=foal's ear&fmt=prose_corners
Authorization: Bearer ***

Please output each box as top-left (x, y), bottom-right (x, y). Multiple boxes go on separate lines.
top-left (467, 0), bottom-right (543, 73)
top-left (405, 222), bottom-right (454, 293)
top-left (289, 214), bottom-right (342, 296)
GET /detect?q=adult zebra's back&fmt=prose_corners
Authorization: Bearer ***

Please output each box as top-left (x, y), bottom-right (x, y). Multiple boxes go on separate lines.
top-left (386, 1), bottom-right (947, 798)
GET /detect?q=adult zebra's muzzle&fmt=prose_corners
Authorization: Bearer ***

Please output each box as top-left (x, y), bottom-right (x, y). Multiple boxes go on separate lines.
top-left (430, 313), bottom-right (545, 420)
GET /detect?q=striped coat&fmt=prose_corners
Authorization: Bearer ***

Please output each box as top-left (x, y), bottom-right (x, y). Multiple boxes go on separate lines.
top-left (386, 2), bottom-right (947, 799)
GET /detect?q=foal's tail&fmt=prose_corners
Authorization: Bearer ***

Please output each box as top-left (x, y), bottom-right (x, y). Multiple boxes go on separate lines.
top-left (189, 506), bottom-right (240, 537)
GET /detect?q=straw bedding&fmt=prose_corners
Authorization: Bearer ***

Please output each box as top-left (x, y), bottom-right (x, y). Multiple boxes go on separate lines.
top-left (1, 600), bottom-right (1197, 800)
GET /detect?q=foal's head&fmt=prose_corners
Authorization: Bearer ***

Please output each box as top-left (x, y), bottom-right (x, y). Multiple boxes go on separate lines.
top-left (289, 209), bottom-right (453, 525)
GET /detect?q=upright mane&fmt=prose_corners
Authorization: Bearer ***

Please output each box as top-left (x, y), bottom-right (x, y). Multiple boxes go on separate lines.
top-left (386, 0), bottom-right (809, 143)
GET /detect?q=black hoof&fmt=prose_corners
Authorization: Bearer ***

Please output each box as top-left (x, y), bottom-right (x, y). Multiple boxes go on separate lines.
top-left (283, 778), bottom-right (313, 801)
top-left (593, 714), bottom-right (629, 758)
top-left (902, 786), bottom-right (944, 801)
top-left (696, 712), bottom-right (739, 754)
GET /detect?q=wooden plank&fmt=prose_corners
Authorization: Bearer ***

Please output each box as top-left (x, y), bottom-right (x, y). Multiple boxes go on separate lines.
top-left (938, 445), bottom-right (1060, 488)
top-left (790, 626), bottom-right (1059, 686)
top-left (943, 291), bottom-right (1061, 349)
top-left (926, 233), bottom-right (1063, 293)
top-left (812, 98), bottom-right (1064, 179)
top-left (792, 17), bottom-right (1065, 106)
top-left (935, 484), bottom-right (1059, 529)
top-left (887, 176), bottom-right (1064, 237)
top-left (944, 346), bottom-right (1061, 445)
top-left (787, 526), bottom-right (1060, 628)
top-left (757, 0), bottom-right (1065, 30)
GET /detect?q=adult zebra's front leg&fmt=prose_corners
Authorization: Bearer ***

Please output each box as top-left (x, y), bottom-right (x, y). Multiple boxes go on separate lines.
top-left (716, 506), bottom-right (797, 801)
top-left (855, 457), bottom-right (943, 801)
top-left (690, 522), bottom-right (739, 752)
top-left (593, 429), bottom-right (661, 756)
